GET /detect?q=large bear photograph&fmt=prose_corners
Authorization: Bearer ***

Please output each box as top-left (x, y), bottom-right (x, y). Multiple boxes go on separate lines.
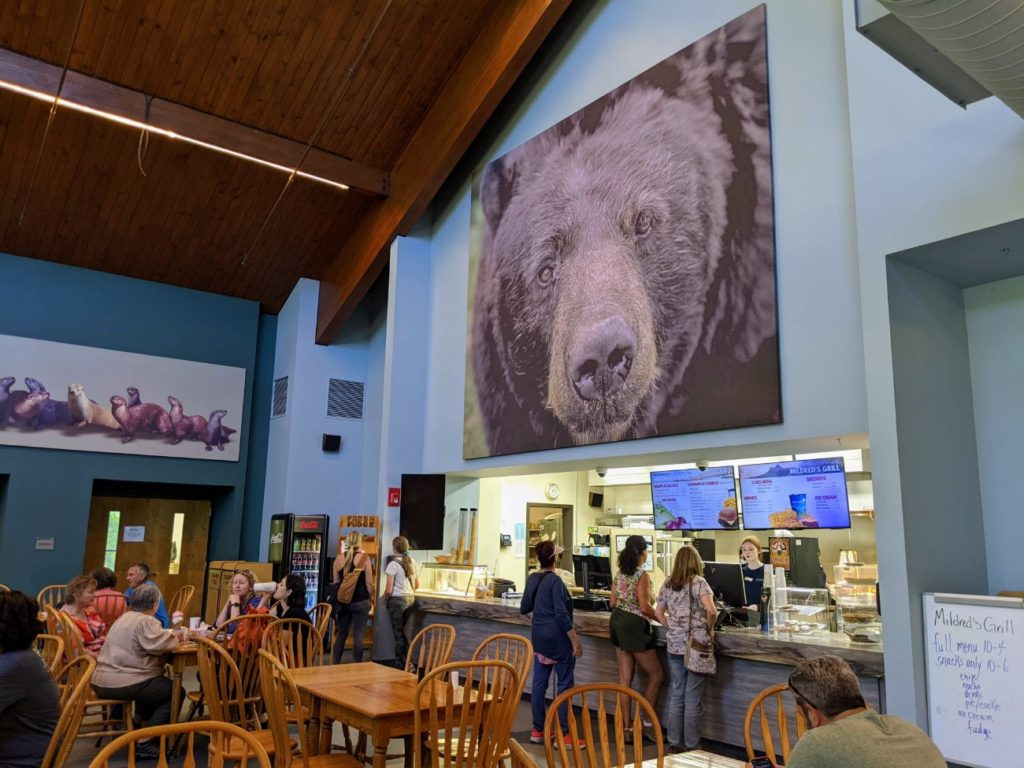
top-left (464, 6), bottom-right (780, 460)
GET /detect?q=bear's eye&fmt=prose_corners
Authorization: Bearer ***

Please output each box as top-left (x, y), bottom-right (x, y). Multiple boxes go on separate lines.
top-left (634, 210), bottom-right (654, 237)
top-left (537, 264), bottom-right (555, 286)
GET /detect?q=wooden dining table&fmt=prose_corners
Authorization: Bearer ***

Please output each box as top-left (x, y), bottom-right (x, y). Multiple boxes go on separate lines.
top-left (168, 641), bottom-right (198, 725)
top-left (290, 662), bottom-right (452, 768)
top-left (649, 752), bottom-right (748, 767)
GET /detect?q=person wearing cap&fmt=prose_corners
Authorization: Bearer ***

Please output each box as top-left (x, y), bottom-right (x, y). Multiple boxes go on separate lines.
top-left (609, 534), bottom-right (664, 728)
top-left (786, 656), bottom-right (945, 768)
top-left (520, 541), bottom-right (585, 748)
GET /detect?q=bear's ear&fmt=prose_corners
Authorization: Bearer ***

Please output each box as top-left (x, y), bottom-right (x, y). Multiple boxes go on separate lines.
top-left (480, 155), bottom-right (519, 234)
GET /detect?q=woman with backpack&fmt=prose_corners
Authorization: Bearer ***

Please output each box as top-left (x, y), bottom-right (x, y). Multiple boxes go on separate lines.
top-left (520, 540), bottom-right (584, 748)
top-left (331, 531), bottom-right (375, 664)
top-left (384, 535), bottom-right (418, 669)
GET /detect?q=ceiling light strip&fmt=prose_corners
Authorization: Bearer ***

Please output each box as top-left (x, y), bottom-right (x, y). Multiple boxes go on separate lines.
top-left (0, 79), bottom-right (349, 191)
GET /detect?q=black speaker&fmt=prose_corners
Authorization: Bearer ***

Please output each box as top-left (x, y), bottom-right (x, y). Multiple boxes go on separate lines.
top-left (322, 434), bottom-right (342, 452)
top-left (588, 492), bottom-right (604, 508)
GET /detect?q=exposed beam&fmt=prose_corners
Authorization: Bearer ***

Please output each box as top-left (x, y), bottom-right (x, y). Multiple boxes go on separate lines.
top-left (0, 47), bottom-right (389, 197)
top-left (315, 0), bottom-right (571, 344)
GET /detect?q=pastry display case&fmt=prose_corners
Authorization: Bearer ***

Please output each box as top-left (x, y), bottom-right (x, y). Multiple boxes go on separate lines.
top-left (418, 563), bottom-right (490, 597)
top-left (770, 586), bottom-right (830, 634)
top-left (833, 563), bottom-right (881, 639)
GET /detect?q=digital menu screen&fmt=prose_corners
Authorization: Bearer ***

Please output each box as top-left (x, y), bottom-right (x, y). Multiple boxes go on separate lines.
top-left (651, 466), bottom-right (738, 531)
top-left (738, 458), bottom-right (851, 530)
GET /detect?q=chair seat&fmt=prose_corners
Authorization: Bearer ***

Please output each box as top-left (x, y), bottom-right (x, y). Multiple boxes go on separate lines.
top-left (305, 752), bottom-right (363, 767)
top-left (208, 727), bottom-right (281, 759)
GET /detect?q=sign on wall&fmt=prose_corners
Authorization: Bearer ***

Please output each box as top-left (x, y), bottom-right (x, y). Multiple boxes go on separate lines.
top-left (0, 333), bottom-right (245, 461)
top-left (464, 6), bottom-right (780, 459)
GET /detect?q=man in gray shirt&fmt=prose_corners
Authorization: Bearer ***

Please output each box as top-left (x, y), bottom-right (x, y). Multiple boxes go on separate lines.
top-left (786, 656), bottom-right (946, 768)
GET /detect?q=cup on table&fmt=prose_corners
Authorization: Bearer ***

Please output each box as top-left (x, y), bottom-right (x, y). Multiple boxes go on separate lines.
top-left (189, 617), bottom-right (201, 631)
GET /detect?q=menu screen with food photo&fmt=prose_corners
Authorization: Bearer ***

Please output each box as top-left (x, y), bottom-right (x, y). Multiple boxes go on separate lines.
top-left (739, 458), bottom-right (851, 529)
top-left (651, 466), bottom-right (739, 530)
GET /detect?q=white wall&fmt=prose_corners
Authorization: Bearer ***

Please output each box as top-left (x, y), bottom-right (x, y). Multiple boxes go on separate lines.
top-left (420, 0), bottom-right (867, 476)
top-left (841, 0), bottom-right (1024, 724)
top-left (965, 276), bottom-right (1024, 594)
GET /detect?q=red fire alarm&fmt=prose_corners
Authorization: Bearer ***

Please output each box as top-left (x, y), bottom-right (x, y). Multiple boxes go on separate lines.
top-left (387, 487), bottom-right (401, 507)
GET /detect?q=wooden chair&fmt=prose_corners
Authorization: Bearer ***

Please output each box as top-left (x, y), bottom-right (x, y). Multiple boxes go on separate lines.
top-left (93, 591), bottom-right (128, 628)
top-left (406, 623), bottom-right (456, 675)
top-left (261, 618), bottom-right (323, 668)
top-left (168, 584), bottom-right (196, 617)
top-left (258, 649), bottom-right (361, 767)
top-left (36, 584), bottom-right (66, 612)
top-left (414, 659), bottom-right (520, 768)
top-left (57, 613), bottom-right (134, 740)
top-left (508, 739), bottom-right (541, 768)
top-left (544, 683), bottom-right (664, 768)
top-left (36, 633), bottom-right (65, 676)
top-left (309, 601), bottom-right (333, 638)
top-left (743, 683), bottom-right (807, 767)
top-left (193, 636), bottom-right (277, 761)
top-left (44, 604), bottom-right (63, 635)
top-left (472, 633), bottom-right (532, 699)
top-left (89, 721), bottom-right (272, 767)
top-left (40, 655), bottom-right (94, 768)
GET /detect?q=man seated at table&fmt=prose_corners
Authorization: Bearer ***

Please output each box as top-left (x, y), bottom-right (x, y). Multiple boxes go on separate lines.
top-left (124, 563), bottom-right (169, 628)
top-left (786, 656), bottom-right (945, 768)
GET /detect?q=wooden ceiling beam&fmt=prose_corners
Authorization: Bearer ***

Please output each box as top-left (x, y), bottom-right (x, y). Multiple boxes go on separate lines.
top-left (315, 0), bottom-right (571, 344)
top-left (0, 46), bottom-right (389, 197)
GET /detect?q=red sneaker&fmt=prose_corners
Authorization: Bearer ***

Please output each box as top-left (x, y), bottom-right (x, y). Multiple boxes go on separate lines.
top-left (529, 729), bottom-right (544, 744)
top-left (557, 734), bottom-right (586, 750)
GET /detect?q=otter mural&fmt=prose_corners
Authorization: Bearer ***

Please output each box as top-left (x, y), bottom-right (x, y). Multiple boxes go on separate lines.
top-left (465, 7), bottom-right (779, 459)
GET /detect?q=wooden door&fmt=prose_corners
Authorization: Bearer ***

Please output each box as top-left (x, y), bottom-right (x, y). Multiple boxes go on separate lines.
top-left (526, 503), bottom-right (573, 581)
top-left (84, 496), bottom-right (211, 605)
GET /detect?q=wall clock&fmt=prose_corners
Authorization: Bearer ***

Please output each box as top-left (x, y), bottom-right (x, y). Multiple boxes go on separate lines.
top-left (544, 482), bottom-right (560, 500)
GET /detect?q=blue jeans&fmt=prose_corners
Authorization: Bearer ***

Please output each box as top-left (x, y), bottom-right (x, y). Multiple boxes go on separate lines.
top-left (666, 652), bottom-right (707, 749)
top-left (531, 654), bottom-right (575, 732)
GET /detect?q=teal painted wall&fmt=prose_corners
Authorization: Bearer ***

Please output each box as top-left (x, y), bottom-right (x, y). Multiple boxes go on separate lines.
top-left (0, 252), bottom-right (275, 595)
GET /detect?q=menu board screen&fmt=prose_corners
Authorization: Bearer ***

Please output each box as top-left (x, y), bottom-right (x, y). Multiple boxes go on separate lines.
top-left (739, 458), bottom-right (851, 530)
top-left (651, 466), bottom-right (738, 531)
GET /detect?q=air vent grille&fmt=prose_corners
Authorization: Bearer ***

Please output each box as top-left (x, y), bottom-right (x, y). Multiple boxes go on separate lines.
top-left (327, 379), bottom-right (364, 420)
top-left (271, 376), bottom-right (288, 418)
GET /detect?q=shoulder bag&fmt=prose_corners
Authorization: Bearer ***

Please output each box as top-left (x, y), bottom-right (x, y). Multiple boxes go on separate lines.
top-left (684, 580), bottom-right (716, 675)
top-left (336, 555), bottom-right (365, 605)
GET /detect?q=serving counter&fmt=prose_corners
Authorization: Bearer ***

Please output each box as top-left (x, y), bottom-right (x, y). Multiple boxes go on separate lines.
top-left (409, 593), bottom-right (884, 750)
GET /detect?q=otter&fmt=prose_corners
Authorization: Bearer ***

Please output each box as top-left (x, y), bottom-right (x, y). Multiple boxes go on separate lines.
top-left (12, 391), bottom-right (48, 424)
top-left (0, 377), bottom-right (15, 424)
top-left (68, 384), bottom-right (120, 430)
top-left (25, 377), bottom-right (47, 394)
top-left (30, 397), bottom-right (73, 430)
top-left (110, 395), bottom-right (173, 443)
top-left (166, 395), bottom-right (203, 444)
top-left (126, 387), bottom-right (142, 407)
top-left (202, 410), bottom-right (229, 451)
top-left (188, 413), bottom-right (209, 439)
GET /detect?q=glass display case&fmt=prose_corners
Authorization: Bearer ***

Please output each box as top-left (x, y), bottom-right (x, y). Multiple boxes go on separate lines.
top-left (833, 564), bottom-right (881, 638)
top-left (770, 586), bottom-right (830, 634)
top-left (418, 563), bottom-right (490, 597)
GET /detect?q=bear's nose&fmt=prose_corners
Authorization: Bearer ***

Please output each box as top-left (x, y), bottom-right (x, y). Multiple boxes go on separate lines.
top-left (569, 317), bottom-right (636, 401)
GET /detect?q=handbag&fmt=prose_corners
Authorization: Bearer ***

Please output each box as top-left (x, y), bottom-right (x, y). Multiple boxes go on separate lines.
top-left (336, 565), bottom-right (364, 605)
top-left (683, 581), bottom-right (716, 675)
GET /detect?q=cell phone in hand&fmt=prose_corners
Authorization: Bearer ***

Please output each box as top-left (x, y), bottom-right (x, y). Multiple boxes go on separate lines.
top-left (749, 757), bottom-right (774, 768)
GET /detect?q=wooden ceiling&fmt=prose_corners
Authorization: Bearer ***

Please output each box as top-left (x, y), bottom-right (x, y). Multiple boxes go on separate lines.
top-left (0, 0), bottom-right (569, 342)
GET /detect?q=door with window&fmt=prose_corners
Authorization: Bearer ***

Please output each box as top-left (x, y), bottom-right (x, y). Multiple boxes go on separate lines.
top-left (84, 497), bottom-right (211, 603)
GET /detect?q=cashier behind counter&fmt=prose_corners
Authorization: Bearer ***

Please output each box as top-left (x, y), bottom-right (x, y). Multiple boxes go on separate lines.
top-left (740, 536), bottom-right (766, 609)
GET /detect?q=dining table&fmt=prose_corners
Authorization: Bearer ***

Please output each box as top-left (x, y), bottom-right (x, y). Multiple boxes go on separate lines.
top-left (647, 752), bottom-right (748, 767)
top-left (168, 640), bottom-right (198, 725)
top-left (290, 662), bottom-right (456, 768)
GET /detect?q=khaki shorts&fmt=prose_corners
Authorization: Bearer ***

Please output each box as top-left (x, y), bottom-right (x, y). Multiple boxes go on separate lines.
top-left (609, 607), bottom-right (655, 652)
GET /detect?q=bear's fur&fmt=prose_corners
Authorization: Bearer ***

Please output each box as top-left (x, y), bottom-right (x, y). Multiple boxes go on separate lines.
top-left (469, 8), bottom-right (778, 457)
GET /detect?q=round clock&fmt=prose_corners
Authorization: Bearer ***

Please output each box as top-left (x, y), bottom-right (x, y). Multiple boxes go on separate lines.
top-left (544, 482), bottom-right (560, 500)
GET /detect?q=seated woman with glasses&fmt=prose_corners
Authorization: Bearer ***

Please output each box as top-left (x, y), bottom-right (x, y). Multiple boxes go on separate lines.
top-left (214, 569), bottom-right (262, 632)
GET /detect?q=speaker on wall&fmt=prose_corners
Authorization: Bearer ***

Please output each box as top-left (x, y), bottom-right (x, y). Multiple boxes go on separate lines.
top-left (322, 434), bottom-right (342, 453)
top-left (588, 492), bottom-right (604, 508)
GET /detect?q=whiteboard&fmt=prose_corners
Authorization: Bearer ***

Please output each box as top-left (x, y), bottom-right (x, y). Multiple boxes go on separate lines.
top-left (923, 593), bottom-right (1024, 768)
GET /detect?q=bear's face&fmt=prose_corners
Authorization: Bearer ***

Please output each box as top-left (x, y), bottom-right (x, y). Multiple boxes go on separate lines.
top-left (481, 85), bottom-right (730, 445)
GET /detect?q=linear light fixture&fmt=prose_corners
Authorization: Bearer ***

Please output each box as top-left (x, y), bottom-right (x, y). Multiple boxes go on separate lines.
top-left (0, 78), bottom-right (350, 191)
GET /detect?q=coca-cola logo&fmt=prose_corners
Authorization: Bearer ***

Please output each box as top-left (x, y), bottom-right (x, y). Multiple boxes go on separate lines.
top-left (298, 520), bottom-right (319, 530)
top-left (270, 533), bottom-right (284, 545)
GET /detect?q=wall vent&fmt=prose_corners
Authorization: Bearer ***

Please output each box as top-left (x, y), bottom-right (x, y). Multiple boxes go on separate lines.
top-left (271, 376), bottom-right (288, 418)
top-left (327, 379), bottom-right (364, 420)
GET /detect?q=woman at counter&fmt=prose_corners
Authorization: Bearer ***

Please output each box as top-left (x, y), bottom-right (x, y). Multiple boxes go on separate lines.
top-left (655, 545), bottom-right (718, 753)
top-left (740, 535), bottom-right (766, 609)
top-left (609, 534), bottom-right (664, 727)
top-left (520, 541), bottom-right (583, 747)
top-left (332, 531), bottom-right (375, 664)
top-left (384, 536), bottom-right (418, 671)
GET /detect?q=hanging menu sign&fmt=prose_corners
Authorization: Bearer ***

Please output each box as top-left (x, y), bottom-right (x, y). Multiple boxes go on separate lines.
top-left (651, 466), bottom-right (738, 530)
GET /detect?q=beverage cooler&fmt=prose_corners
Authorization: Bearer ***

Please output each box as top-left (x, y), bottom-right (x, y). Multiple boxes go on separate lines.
top-left (268, 514), bottom-right (328, 612)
